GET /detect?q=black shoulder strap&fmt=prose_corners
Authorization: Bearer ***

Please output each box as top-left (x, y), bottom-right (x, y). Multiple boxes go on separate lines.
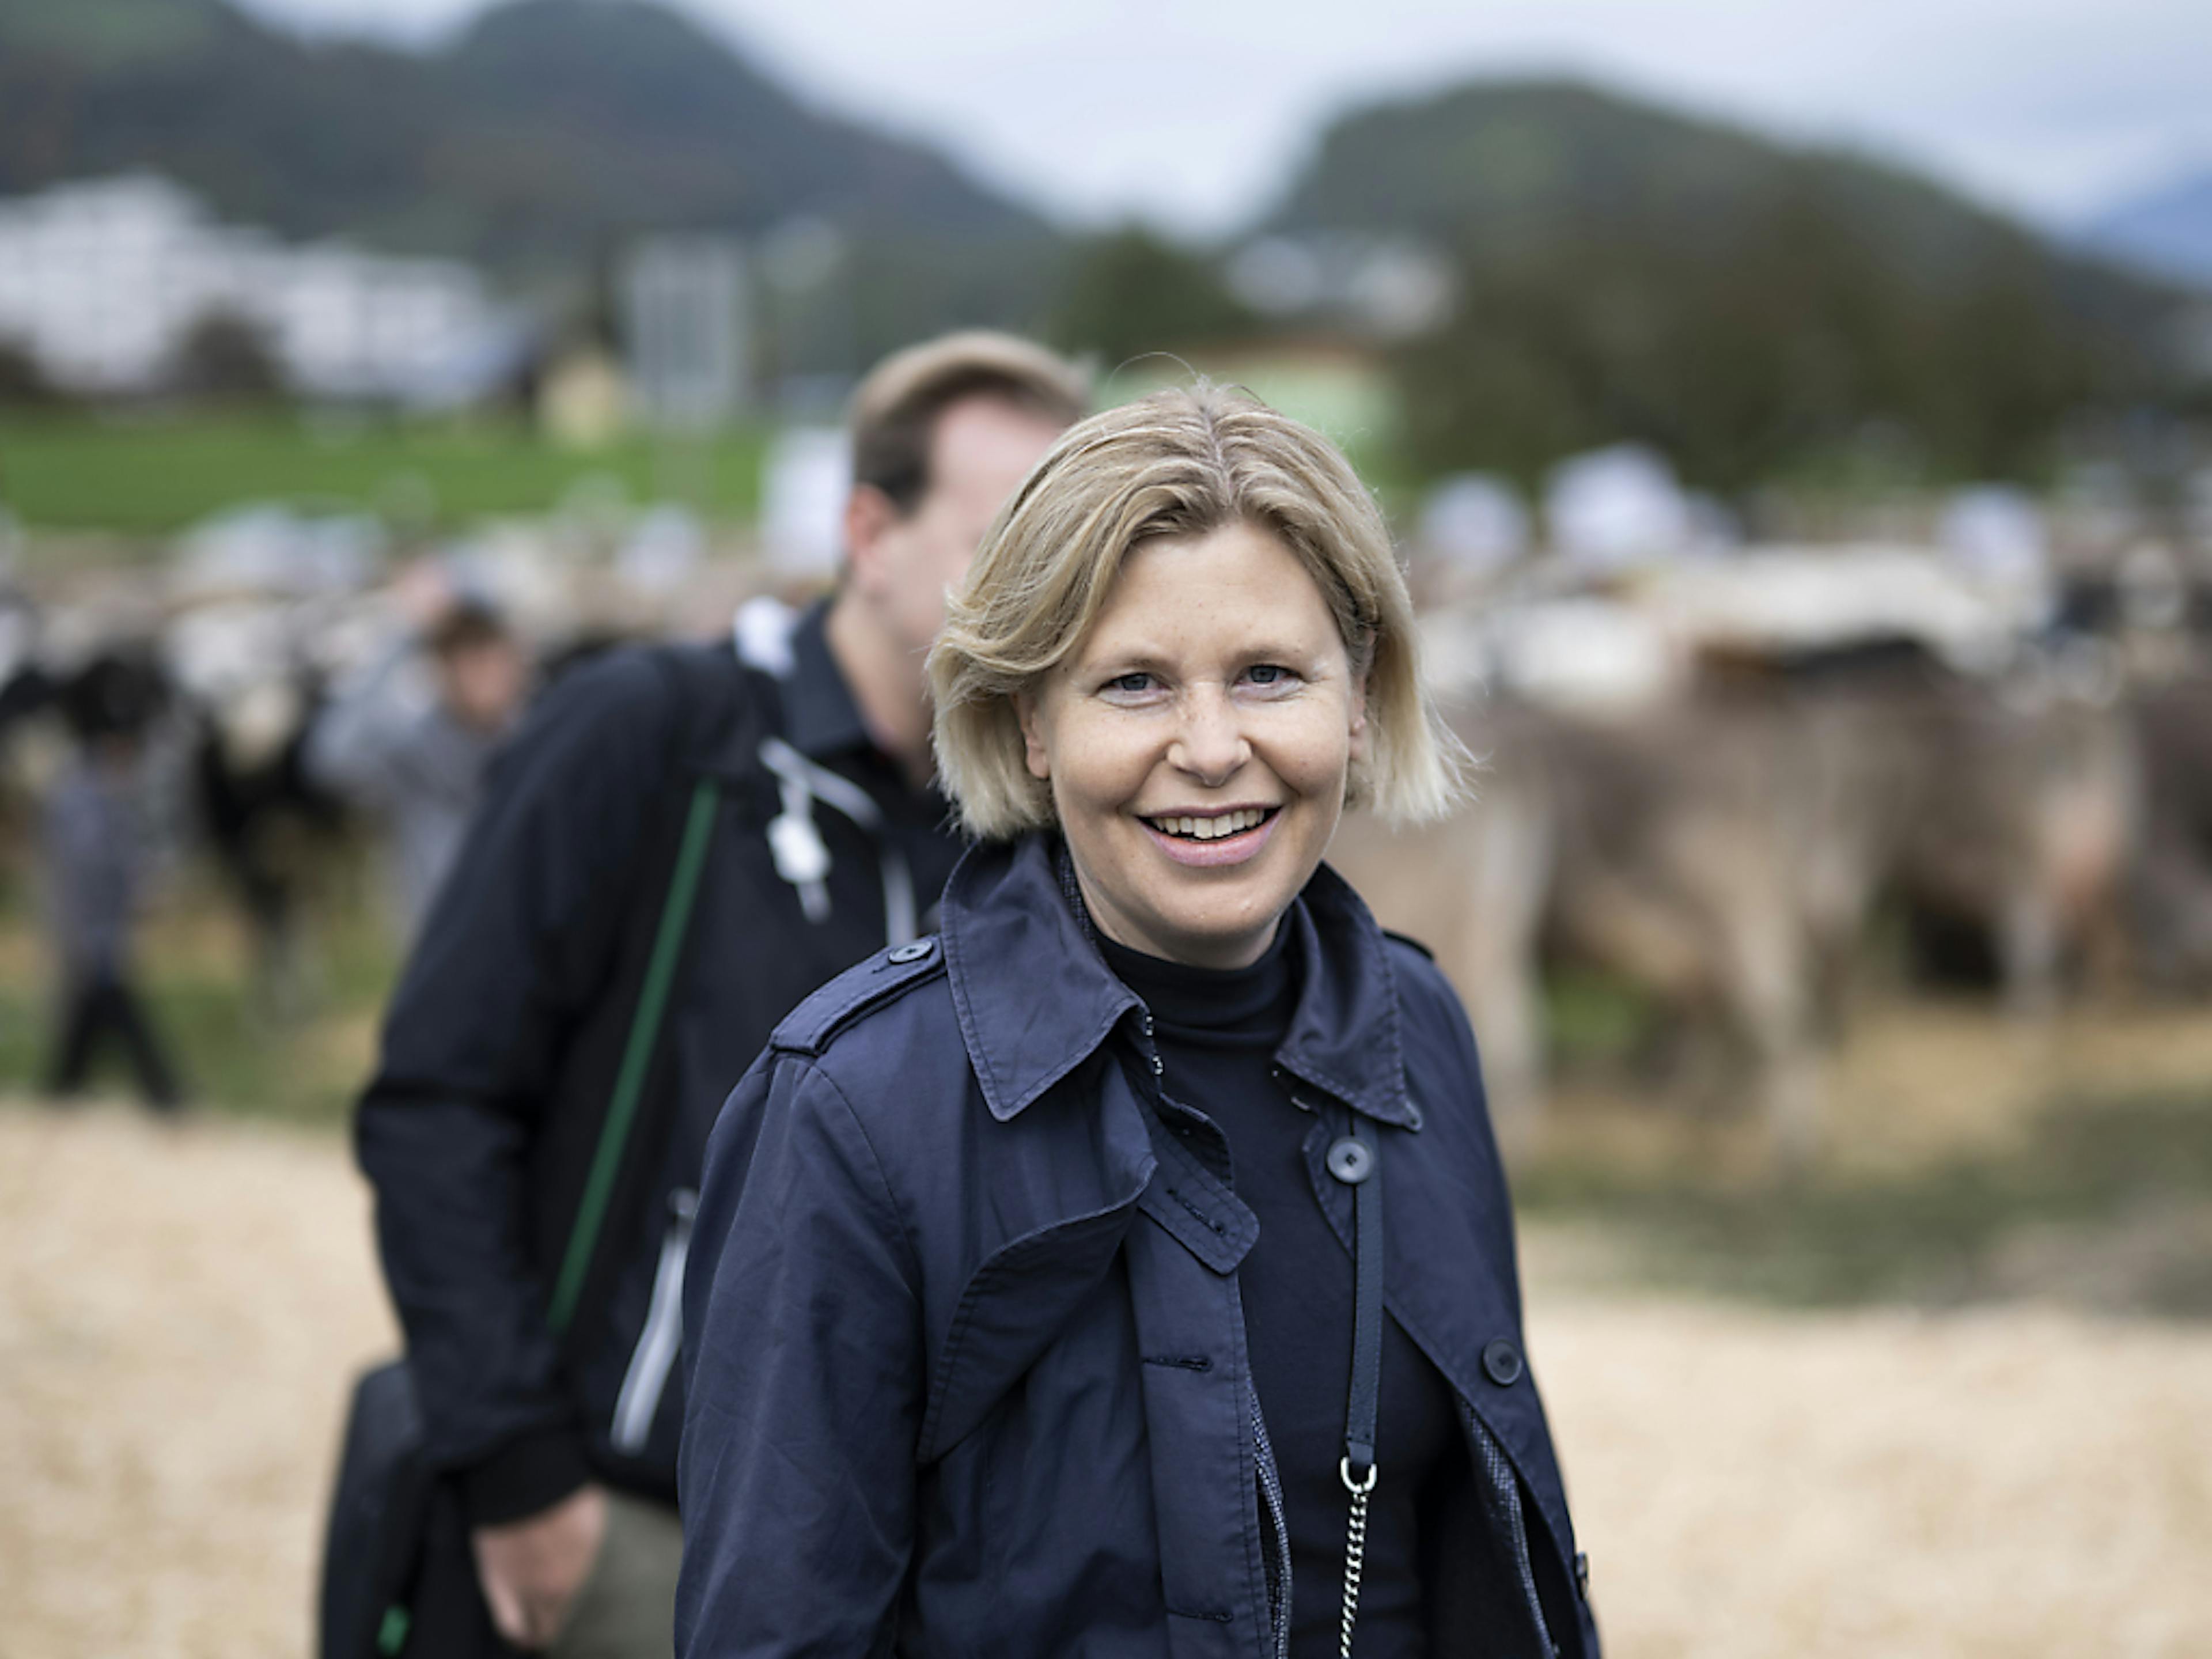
top-left (540, 642), bottom-right (770, 1344)
top-left (543, 771), bottom-right (722, 1338)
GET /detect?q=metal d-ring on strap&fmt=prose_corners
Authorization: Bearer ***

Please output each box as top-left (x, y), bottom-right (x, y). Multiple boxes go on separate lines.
top-left (1327, 1122), bottom-right (1384, 1657)
top-left (757, 735), bottom-right (918, 946)
top-left (734, 599), bottom-right (918, 948)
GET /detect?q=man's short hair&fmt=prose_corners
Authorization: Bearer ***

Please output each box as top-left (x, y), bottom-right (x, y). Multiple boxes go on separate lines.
top-left (426, 599), bottom-right (512, 660)
top-left (849, 332), bottom-right (1090, 516)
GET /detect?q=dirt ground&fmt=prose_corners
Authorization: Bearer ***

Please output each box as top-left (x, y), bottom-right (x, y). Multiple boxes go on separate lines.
top-left (4, 1099), bottom-right (2211, 1659)
top-left (1531, 991), bottom-right (2212, 1184)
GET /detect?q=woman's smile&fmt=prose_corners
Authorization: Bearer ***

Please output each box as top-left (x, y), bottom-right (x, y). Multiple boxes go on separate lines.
top-left (1139, 803), bottom-right (1281, 865)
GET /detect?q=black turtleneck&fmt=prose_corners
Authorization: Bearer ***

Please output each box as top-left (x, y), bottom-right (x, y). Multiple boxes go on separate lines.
top-left (1097, 920), bottom-right (1465, 1657)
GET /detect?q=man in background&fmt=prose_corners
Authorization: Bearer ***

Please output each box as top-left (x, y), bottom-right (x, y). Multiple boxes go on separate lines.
top-left (355, 332), bottom-right (1085, 1657)
top-left (305, 567), bottom-right (529, 944)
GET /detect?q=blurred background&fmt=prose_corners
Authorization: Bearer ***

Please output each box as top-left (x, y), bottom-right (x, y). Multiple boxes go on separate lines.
top-left (3, 0), bottom-right (2211, 1653)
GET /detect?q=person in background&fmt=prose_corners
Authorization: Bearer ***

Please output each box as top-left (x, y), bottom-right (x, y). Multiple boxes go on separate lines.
top-left (354, 332), bottom-right (1086, 1658)
top-left (44, 656), bottom-right (183, 1111)
top-left (305, 565), bottom-right (530, 944)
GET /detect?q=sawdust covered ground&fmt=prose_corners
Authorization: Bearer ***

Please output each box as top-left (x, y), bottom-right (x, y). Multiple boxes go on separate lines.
top-left (0, 1101), bottom-right (394, 1659)
top-left (1527, 1290), bottom-right (2212, 1656)
top-left (3, 1096), bottom-right (2210, 1658)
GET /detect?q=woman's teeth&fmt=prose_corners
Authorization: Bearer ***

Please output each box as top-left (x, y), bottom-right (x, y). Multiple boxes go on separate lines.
top-left (1150, 808), bottom-right (1269, 841)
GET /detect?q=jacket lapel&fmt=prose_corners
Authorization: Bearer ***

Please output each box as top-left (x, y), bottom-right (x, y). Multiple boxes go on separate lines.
top-left (914, 1054), bottom-right (1158, 1465)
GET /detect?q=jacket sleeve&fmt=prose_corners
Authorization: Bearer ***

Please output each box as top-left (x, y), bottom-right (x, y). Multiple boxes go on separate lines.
top-left (354, 647), bottom-right (690, 1523)
top-left (677, 1054), bottom-right (923, 1657)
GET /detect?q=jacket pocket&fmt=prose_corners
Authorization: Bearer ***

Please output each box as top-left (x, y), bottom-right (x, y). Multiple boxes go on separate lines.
top-left (1251, 1400), bottom-right (1291, 1659)
top-left (611, 1188), bottom-right (695, 1455)
top-left (1461, 1399), bottom-right (1558, 1658)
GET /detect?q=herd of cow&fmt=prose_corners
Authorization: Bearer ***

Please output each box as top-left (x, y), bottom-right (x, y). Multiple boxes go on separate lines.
top-left (1340, 548), bottom-right (2212, 1164)
top-left (3, 536), bottom-right (2209, 1166)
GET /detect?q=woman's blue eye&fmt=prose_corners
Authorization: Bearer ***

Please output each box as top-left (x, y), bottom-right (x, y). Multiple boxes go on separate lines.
top-left (1107, 672), bottom-right (1154, 694)
top-left (1246, 664), bottom-right (1289, 686)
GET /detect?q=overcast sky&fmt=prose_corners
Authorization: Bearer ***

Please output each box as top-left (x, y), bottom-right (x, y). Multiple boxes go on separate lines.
top-left (238, 0), bottom-right (2212, 236)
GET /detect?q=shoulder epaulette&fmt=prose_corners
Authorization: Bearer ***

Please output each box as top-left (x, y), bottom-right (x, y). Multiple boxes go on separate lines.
top-left (1382, 929), bottom-right (1436, 962)
top-left (769, 935), bottom-right (947, 1057)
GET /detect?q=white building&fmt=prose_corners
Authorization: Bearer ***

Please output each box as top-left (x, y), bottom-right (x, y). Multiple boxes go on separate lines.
top-left (0, 173), bottom-right (517, 404)
top-left (1225, 235), bottom-right (1456, 340)
top-left (620, 235), bottom-right (751, 429)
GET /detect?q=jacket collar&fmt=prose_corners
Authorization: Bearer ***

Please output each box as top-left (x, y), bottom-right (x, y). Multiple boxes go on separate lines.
top-left (938, 833), bottom-right (1418, 1130)
top-left (1277, 861), bottom-right (1423, 1131)
top-left (782, 600), bottom-right (875, 761)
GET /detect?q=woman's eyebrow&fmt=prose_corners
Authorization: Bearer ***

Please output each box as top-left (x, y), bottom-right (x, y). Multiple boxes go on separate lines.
top-left (1076, 636), bottom-right (1335, 676)
top-left (1243, 638), bottom-right (1323, 661)
top-left (1077, 645), bottom-right (1173, 676)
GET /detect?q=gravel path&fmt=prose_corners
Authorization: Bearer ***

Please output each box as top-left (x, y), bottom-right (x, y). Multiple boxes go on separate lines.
top-left (4, 1101), bottom-right (2209, 1658)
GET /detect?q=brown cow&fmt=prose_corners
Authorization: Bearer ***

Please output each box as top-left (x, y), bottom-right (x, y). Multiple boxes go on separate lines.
top-left (1332, 649), bottom-right (2141, 1168)
top-left (2127, 666), bottom-right (2212, 990)
top-left (1335, 691), bottom-right (1840, 1163)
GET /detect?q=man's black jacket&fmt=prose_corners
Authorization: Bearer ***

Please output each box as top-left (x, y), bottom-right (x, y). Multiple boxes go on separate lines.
top-left (356, 603), bottom-right (965, 1527)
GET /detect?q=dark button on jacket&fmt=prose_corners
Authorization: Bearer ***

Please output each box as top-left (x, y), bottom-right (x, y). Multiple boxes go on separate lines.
top-left (677, 832), bottom-right (1600, 1657)
top-left (1484, 1339), bottom-right (1527, 1388)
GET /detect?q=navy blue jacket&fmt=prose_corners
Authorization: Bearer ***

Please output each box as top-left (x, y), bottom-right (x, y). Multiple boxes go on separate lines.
top-left (679, 832), bottom-right (1599, 1658)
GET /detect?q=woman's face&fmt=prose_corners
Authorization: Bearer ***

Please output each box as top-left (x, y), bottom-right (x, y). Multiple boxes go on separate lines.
top-left (1017, 520), bottom-right (1366, 969)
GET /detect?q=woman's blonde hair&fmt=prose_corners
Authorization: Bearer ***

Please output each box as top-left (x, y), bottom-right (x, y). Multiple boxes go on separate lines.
top-left (929, 383), bottom-right (1468, 839)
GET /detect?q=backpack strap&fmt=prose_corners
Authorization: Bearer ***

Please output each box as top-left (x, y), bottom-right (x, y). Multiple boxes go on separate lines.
top-left (543, 771), bottom-right (722, 1339)
top-left (537, 641), bottom-right (774, 1349)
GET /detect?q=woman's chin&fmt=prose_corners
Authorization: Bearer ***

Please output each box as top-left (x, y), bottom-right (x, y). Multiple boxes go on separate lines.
top-left (1130, 896), bottom-right (1293, 969)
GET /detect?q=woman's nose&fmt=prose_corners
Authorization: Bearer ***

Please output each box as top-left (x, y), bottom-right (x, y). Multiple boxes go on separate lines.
top-left (1168, 690), bottom-right (1251, 786)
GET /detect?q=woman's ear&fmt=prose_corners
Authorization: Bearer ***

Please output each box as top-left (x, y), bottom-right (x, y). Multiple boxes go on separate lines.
top-left (1014, 687), bottom-right (1052, 782)
top-left (1347, 670), bottom-right (1371, 765)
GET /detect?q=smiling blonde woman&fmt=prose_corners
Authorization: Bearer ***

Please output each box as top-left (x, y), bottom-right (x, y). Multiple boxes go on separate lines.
top-left (677, 385), bottom-right (1600, 1658)
top-left (930, 384), bottom-right (1462, 842)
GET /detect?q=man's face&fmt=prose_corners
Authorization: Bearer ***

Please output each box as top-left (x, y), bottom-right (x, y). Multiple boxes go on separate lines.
top-left (849, 395), bottom-right (1065, 662)
top-left (437, 637), bottom-right (528, 735)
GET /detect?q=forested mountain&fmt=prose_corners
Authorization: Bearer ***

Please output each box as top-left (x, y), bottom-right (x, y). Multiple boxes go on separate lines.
top-left (1277, 84), bottom-right (1974, 259)
top-left (0, 0), bottom-right (1050, 268)
top-left (1260, 79), bottom-right (2194, 487)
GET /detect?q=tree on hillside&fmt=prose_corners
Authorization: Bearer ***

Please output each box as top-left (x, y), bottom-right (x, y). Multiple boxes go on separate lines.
top-left (1050, 226), bottom-right (1261, 369)
top-left (0, 340), bottom-right (67, 408)
top-left (166, 310), bottom-right (287, 406)
top-left (1394, 178), bottom-right (2100, 490)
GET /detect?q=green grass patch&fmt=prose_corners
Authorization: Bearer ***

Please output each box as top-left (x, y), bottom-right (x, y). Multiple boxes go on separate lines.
top-left (1543, 964), bottom-right (1664, 1067)
top-left (0, 412), bottom-right (768, 537)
